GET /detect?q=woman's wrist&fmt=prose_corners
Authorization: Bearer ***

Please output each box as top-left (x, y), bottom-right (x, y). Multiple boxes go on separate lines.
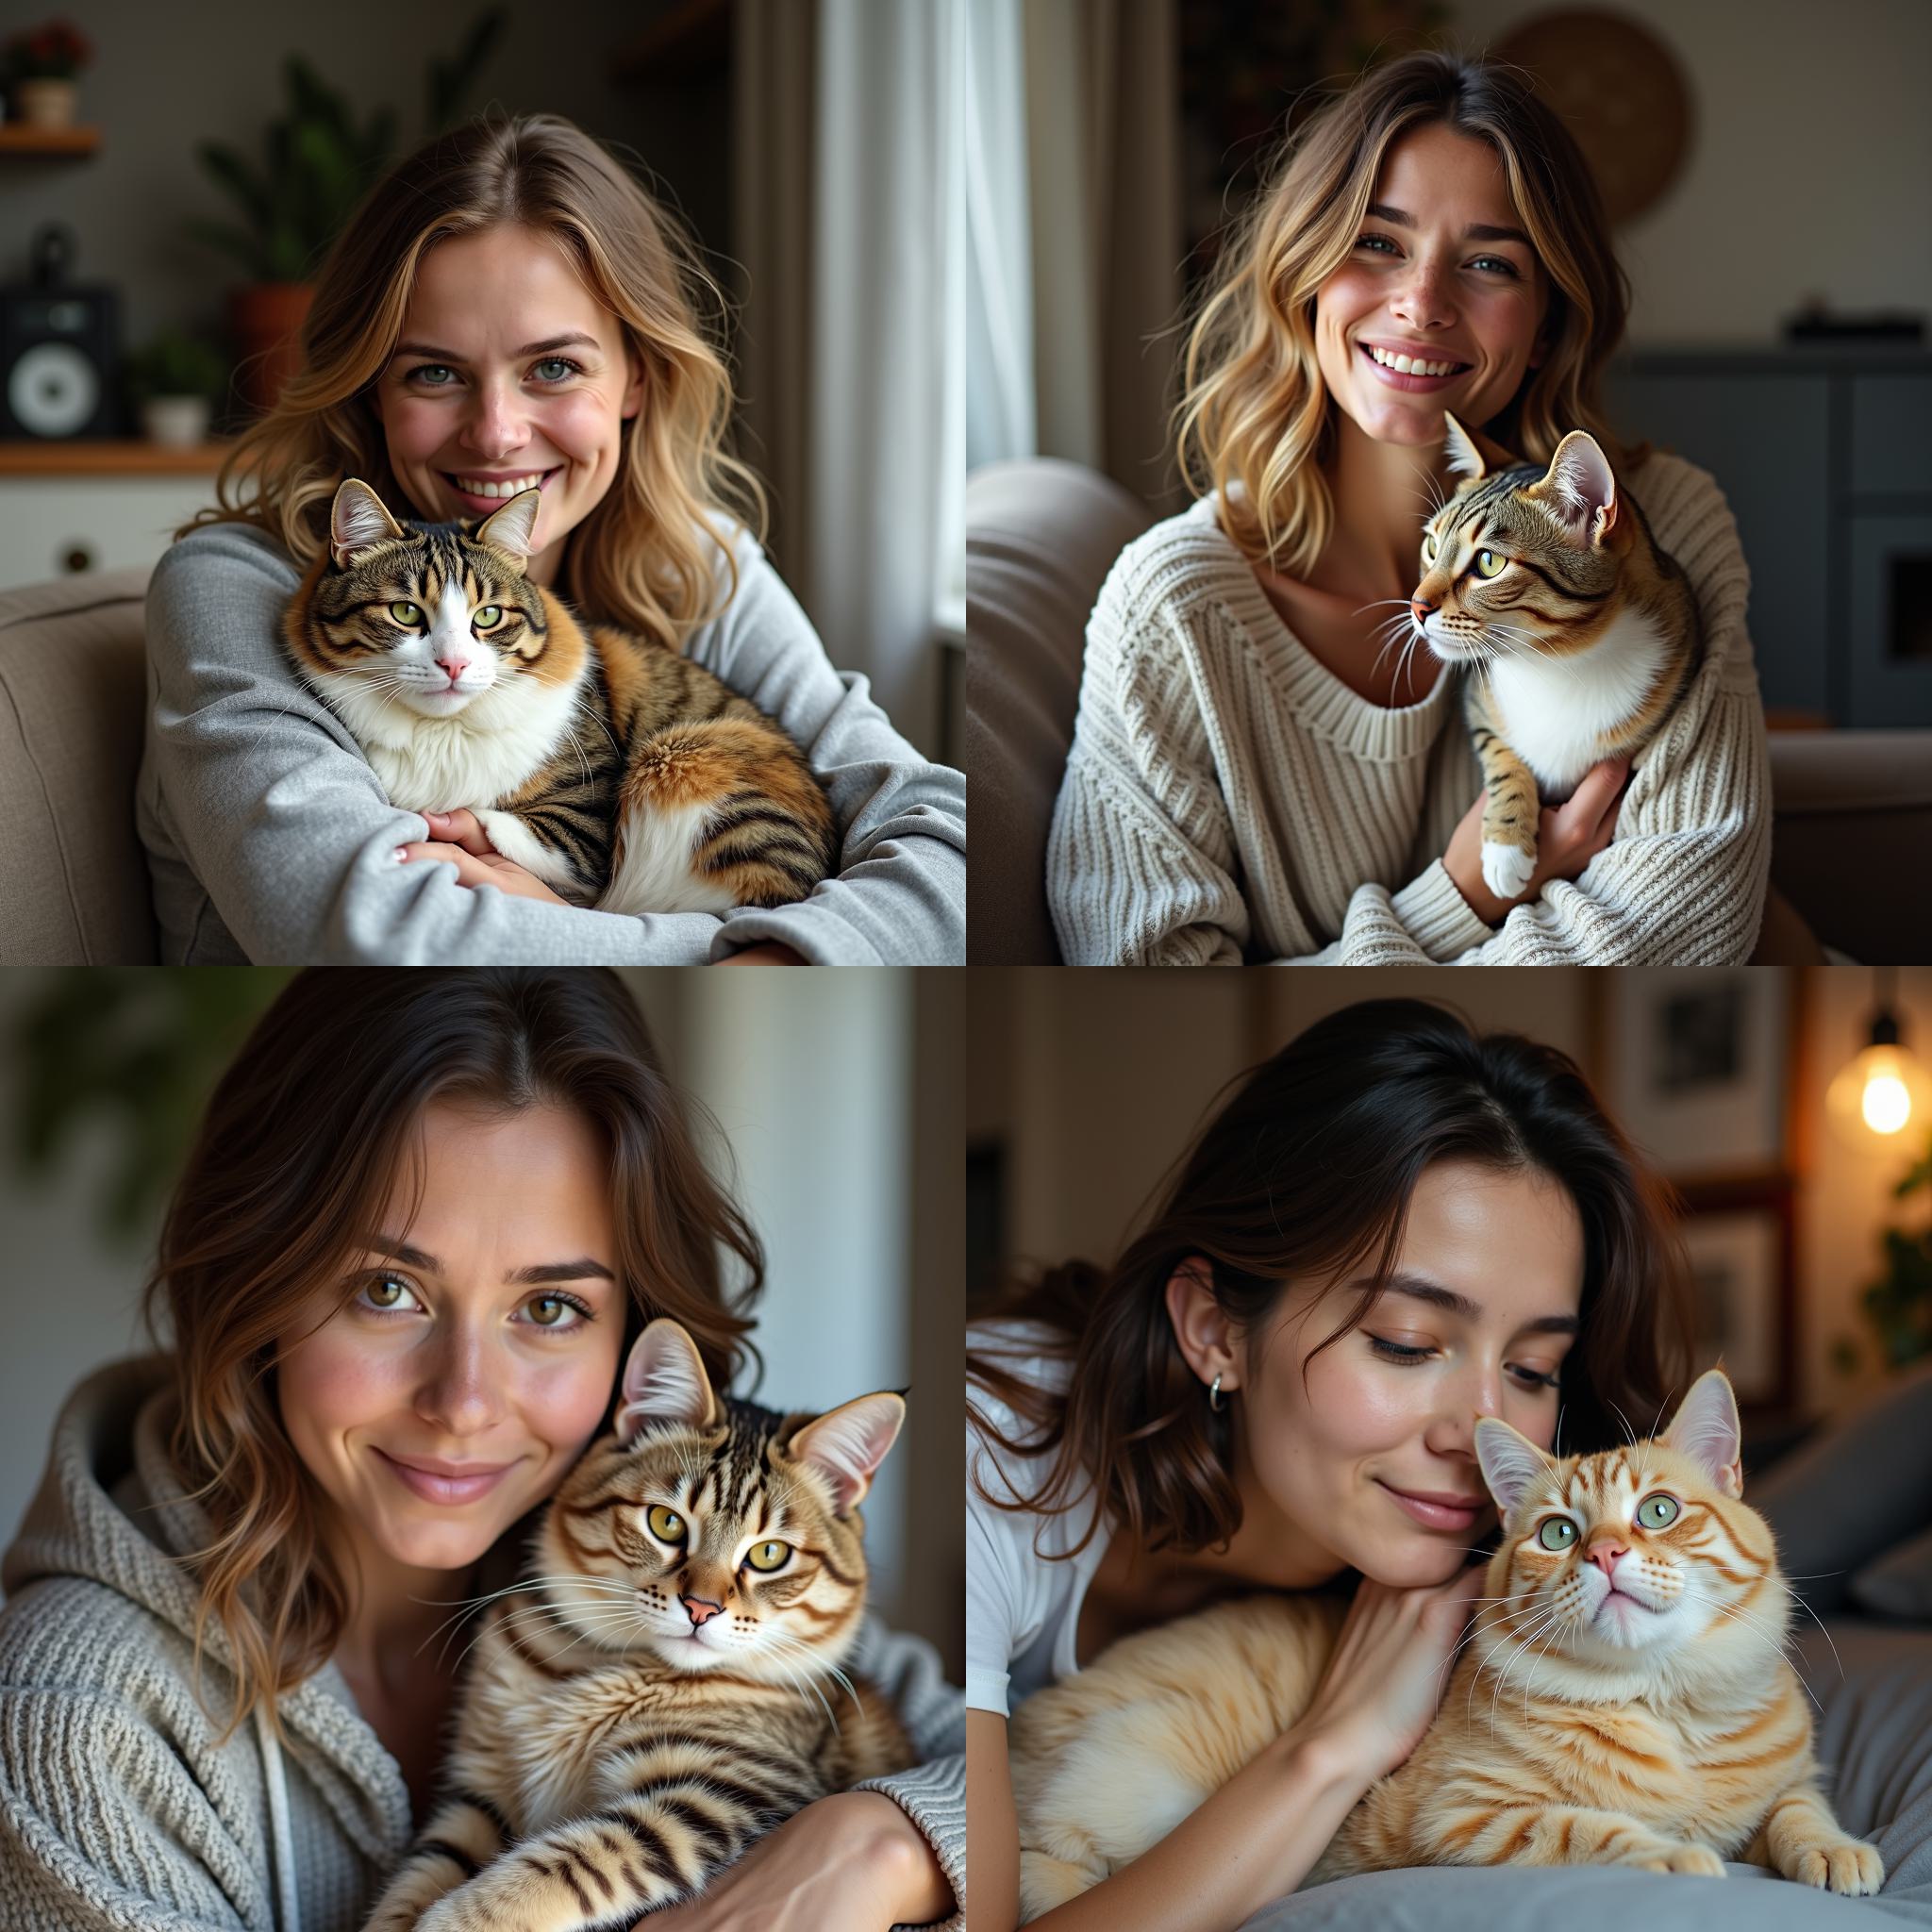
top-left (842, 1790), bottom-right (956, 1924)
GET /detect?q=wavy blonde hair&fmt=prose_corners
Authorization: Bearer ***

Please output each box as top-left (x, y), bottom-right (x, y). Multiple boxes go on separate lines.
top-left (173, 111), bottom-right (766, 651)
top-left (1176, 49), bottom-right (1650, 577)
top-left (137, 968), bottom-right (766, 1748)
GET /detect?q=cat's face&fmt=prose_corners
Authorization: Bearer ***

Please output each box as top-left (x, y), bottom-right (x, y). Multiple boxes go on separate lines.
top-left (534, 1319), bottom-right (904, 1684)
top-left (1409, 414), bottom-right (1634, 671)
top-left (1474, 1368), bottom-right (1787, 1677)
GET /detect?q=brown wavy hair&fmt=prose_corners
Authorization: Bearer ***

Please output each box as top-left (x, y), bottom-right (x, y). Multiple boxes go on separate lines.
top-left (138, 968), bottom-right (764, 1746)
top-left (172, 109), bottom-right (767, 651)
top-left (1175, 49), bottom-right (1652, 577)
top-left (969, 998), bottom-right (1695, 1561)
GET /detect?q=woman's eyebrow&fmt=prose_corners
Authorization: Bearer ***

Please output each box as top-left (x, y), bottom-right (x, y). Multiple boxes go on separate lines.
top-left (363, 1236), bottom-right (616, 1285)
top-left (390, 332), bottom-right (600, 362)
top-left (1364, 202), bottom-right (1531, 247)
top-left (1365, 1270), bottom-right (1579, 1335)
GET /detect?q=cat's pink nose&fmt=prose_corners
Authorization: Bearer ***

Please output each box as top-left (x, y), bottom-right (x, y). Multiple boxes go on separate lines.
top-left (680, 1594), bottom-right (724, 1628)
top-left (1411, 597), bottom-right (1434, 622)
top-left (1584, 1540), bottom-right (1627, 1578)
top-left (435, 655), bottom-right (470, 684)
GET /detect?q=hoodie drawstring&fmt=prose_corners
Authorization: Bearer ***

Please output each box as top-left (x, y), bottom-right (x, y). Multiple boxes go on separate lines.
top-left (255, 1702), bottom-right (303, 1932)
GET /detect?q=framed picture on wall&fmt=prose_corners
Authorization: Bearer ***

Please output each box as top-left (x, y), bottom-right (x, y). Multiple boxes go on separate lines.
top-left (1674, 1180), bottom-right (1796, 1410)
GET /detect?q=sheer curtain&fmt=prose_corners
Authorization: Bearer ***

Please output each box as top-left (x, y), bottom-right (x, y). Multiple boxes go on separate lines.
top-left (735, 0), bottom-right (961, 759)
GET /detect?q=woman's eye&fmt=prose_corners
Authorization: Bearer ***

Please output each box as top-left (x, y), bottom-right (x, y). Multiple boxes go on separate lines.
top-left (1474, 549), bottom-right (1507, 578)
top-left (743, 1540), bottom-right (791, 1573)
top-left (390, 602), bottom-right (420, 625)
top-left (1356, 233), bottom-right (1520, 277)
top-left (1637, 1493), bottom-right (1680, 1529)
top-left (1370, 1336), bottom-right (1556, 1391)
top-left (1538, 1517), bottom-right (1578, 1551)
top-left (523, 1292), bottom-right (590, 1330)
top-left (406, 358), bottom-right (582, 387)
top-left (358, 1274), bottom-right (421, 1314)
top-left (646, 1505), bottom-right (686, 1542)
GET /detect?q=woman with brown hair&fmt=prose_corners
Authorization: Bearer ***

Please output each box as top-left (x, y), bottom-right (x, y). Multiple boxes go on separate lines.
top-left (142, 110), bottom-right (965, 966)
top-left (966, 998), bottom-right (1695, 1931)
top-left (1046, 49), bottom-right (1770, 965)
top-left (0, 970), bottom-right (961, 1930)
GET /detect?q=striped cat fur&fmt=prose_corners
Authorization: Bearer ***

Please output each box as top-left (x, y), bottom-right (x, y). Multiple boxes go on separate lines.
top-left (362, 1319), bottom-right (913, 1932)
top-left (1413, 413), bottom-right (1705, 901)
top-left (282, 479), bottom-right (836, 916)
top-left (1009, 1367), bottom-right (1881, 1921)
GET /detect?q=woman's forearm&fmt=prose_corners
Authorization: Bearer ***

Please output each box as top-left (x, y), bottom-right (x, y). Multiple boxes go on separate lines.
top-left (1026, 1724), bottom-right (1370, 1932)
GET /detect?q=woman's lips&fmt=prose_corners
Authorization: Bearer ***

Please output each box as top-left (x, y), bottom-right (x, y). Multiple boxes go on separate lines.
top-left (1377, 1479), bottom-right (1481, 1530)
top-left (1357, 342), bottom-right (1468, 392)
top-left (442, 467), bottom-right (561, 513)
top-left (375, 1447), bottom-right (517, 1505)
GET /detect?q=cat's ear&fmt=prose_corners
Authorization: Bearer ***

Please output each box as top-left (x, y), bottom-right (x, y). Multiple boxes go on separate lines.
top-left (473, 487), bottom-right (542, 571)
top-left (1524, 430), bottom-right (1621, 549)
top-left (788, 1391), bottom-right (906, 1514)
top-left (1474, 1414), bottom-right (1557, 1517)
top-left (1441, 411), bottom-right (1516, 482)
top-left (330, 478), bottom-right (407, 570)
top-left (1659, 1367), bottom-right (1744, 1498)
top-left (614, 1318), bottom-right (719, 1445)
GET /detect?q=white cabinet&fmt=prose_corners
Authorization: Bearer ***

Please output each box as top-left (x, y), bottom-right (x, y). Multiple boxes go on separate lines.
top-left (0, 472), bottom-right (226, 591)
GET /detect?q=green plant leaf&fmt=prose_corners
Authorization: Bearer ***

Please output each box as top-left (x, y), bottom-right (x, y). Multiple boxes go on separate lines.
top-left (194, 140), bottom-right (273, 230)
top-left (182, 216), bottom-right (272, 283)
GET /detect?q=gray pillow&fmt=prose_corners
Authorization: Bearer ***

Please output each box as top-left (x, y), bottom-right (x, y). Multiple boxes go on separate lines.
top-left (1853, 1523), bottom-right (1932, 1622)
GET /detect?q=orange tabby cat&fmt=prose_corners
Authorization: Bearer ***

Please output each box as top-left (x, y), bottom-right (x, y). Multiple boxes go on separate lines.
top-left (1008, 1368), bottom-right (1882, 1920)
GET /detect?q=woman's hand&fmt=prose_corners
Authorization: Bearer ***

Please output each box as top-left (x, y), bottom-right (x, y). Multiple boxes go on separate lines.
top-left (394, 808), bottom-right (572, 907)
top-left (1294, 1558), bottom-right (1490, 1786)
top-left (643, 1791), bottom-right (953, 1929)
top-left (1442, 756), bottom-right (1630, 927)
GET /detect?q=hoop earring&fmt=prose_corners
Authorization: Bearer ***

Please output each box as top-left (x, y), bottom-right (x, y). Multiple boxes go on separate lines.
top-left (1208, 1373), bottom-right (1225, 1412)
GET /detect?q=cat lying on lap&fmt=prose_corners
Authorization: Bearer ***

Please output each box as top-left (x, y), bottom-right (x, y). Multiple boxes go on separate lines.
top-left (283, 479), bottom-right (836, 915)
top-left (1009, 1367), bottom-right (1881, 1918)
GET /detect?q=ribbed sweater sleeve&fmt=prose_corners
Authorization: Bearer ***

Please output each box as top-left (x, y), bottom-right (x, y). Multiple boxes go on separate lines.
top-left (848, 1617), bottom-right (966, 1930)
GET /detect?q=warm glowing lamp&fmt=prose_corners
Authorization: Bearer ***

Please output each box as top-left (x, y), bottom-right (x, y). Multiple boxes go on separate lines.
top-left (1827, 971), bottom-right (1932, 1145)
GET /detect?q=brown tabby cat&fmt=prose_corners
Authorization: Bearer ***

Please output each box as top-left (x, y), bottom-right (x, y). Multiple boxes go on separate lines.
top-left (282, 478), bottom-right (836, 914)
top-left (361, 1318), bottom-right (913, 1932)
top-left (1009, 1368), bottom-right (1882, 1920)
top-left (1411, 413), bottom-right (1704, 902)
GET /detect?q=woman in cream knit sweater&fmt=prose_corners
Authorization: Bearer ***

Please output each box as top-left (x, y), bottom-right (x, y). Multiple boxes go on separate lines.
top-left (1047, 52), bottom-right (1771, 966)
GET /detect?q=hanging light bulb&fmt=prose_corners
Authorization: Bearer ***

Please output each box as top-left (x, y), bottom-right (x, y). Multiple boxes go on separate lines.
top-left (1827, 968), bottom-right (1932, 1144)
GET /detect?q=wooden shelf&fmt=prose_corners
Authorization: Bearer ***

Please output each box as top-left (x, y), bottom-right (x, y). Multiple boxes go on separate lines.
top-left (0, 438), bottom-right (237, 475)
top-left (0, 124), bottom-right (102, 156)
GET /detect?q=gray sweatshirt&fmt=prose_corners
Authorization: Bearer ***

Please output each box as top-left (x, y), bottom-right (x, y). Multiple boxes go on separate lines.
top-left (136, 521), bottom-right (967, 964)
top-left (0, 1357), bottom-right (965, 1932)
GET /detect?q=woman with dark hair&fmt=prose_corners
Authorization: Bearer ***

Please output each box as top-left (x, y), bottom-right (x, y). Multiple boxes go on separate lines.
top-left (0, 969), bottom-right (961, 1931)
top-left (1047, 49), bottom-right (1773, 965)
top-left (966, 998), bottom-right (1694, 1932)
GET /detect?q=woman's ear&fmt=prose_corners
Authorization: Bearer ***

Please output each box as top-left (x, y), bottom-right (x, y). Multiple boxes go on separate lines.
top-left (1164, 1257), bottom-right (1239, 1397)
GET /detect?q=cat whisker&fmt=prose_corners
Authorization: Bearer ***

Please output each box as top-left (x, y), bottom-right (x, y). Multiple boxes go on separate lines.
top-left (1605, 1400), bottom-right (1639, 1451)
top-left (1671, 1585), bottom-right (1827, 1717)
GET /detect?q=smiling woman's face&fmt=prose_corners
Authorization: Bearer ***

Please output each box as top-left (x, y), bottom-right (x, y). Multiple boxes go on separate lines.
top-left (275, 1098), bottom-right (626, 1580)
top-left (373, 224), bottom-right (645, 587)
top-left (1312, 121), bottom-right (1552, 454)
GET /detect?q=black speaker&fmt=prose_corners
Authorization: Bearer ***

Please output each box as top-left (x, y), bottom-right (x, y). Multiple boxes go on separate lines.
top-left (0, 223), bottom-right (123, 441)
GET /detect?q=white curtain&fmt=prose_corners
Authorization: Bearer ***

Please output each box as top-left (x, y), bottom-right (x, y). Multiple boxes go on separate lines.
top-left (735, 0), bottom-right (961, 759)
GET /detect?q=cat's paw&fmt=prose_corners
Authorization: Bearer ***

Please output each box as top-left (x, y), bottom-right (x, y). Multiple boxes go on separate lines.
top-left (1784, 1839), bottom-right (1884, 1895)
top-left (1480, 839), bottom-right (1538, 901)
top-left (1634, 1840), bottom-right (1726, 1877)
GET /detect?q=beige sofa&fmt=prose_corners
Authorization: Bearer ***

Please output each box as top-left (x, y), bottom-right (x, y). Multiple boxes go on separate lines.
top-left (966, 457), bottom-right (1932, 966)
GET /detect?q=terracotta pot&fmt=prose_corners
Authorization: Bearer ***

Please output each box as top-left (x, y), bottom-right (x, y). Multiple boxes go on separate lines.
top-left (228, 282), bottom-right (315, 414)
top-left (141, 396), bottom-right (213, 448)
top-left (14, 79), bottom-right (78, 128)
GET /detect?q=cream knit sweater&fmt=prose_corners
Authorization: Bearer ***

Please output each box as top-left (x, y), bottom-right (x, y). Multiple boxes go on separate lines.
top-left (1046, 451), bottom-right (1771, 964)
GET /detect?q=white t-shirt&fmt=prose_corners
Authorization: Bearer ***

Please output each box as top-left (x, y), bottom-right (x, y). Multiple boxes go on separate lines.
top-left (965, 1320), bottom-right (1113, 1717)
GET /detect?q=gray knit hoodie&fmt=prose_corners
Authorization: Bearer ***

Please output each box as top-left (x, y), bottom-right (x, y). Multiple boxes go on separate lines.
top-left (0, 1357), bottom-right (964, 1932)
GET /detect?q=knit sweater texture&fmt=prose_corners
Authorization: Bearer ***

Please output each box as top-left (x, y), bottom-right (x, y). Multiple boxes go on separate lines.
top-left (1046, 450), bottom-right (1771, 964)
top-left (0, 1357), bottom-right (964, 1932)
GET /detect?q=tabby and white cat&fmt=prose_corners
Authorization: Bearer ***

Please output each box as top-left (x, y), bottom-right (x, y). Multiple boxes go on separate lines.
top-left (361, 1318), bottom-right (913, 1932)
top-left (282, 478), bottom-right (837, 915)
top-left (1412, 413), bottom-right (1704, 901)
top-left (1009, 1367), bottom-right (1882, 1920)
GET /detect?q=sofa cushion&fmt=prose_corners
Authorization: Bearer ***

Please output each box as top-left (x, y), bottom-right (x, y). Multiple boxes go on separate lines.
top-left (0, 565), bottom-right (158, 964)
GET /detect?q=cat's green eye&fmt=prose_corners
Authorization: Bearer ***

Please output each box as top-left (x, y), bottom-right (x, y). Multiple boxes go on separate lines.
top-left (1422, 533), bottom-right (1439, 564)
top-left (1474, 549), bottom-right (1507, 578)
top-left (389, 601), bottom-right (421, 625)
top-left (1537, 1516), bottom-right (1578, 1551)
top-left (475, 606), bottom-right (502, 626)
top-left (645, 1505), bottom-right (686, 1542)
top-left (743, 1540), bottom-right (790, 1573)
top-left (1637, 1493), bottom-right (1680, 1529)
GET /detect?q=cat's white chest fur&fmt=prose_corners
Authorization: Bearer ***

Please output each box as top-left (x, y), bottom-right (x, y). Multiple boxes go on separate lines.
top-left (1486, 607), bottom-right (1670, 797)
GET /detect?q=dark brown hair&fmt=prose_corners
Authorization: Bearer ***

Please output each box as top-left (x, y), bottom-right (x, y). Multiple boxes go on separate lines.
top-left (970, 998), bottom-right (1694, 1560)
top-left (140, 967), bottom-right (763, 1744)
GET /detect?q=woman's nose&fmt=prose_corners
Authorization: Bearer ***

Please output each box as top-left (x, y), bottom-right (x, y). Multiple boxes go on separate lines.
top-left (415, 1334), bottom-right (504, 1433)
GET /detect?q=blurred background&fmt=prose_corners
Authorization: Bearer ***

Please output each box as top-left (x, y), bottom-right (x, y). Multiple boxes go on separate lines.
top-left (0, 966), bottom-right (964, 1679)
top-left (965, 0), bottom-right (1932, 965)
top-left (0, 0), bottom-right (963, 761)
top-left (969, 965), bottom-right (1932, 1465)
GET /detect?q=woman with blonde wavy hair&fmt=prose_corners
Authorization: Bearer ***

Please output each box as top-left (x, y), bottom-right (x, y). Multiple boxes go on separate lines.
top-left (1045, 49), bottom-right (1774, 967)
top-left (141, 111), bottom-right (964, 966)
top-left (0, 969), bottom-right (962, 1930)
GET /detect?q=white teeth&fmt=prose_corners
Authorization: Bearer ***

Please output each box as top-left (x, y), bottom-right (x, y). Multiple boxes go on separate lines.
top-left (451, 471), bottom-right (552, 497)
top-left (1368, 345), bottom-right (1460, 377)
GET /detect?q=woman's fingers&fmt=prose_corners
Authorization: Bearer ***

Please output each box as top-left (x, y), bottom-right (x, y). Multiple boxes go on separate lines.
top-left (422, 808), bottom-right (497, 857)
top-left (395, 840), bottom-right (491, 888)
top-left (1560, 757), bottom-right (1631, 841)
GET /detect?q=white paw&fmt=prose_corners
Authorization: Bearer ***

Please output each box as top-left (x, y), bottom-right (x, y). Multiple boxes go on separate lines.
top-left (1480, 840), bottom-right (1537, 901)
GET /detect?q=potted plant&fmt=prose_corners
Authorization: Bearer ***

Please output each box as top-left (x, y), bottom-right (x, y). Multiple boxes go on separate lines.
top-left (3, 18), bottom-right (93, 128)
top-left (1833, 1127), bottom-right (1932, 1376)
top-left (123, 328), bottom-right (230, 447)
top-left (183, 15), bottom-right (504, 415)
